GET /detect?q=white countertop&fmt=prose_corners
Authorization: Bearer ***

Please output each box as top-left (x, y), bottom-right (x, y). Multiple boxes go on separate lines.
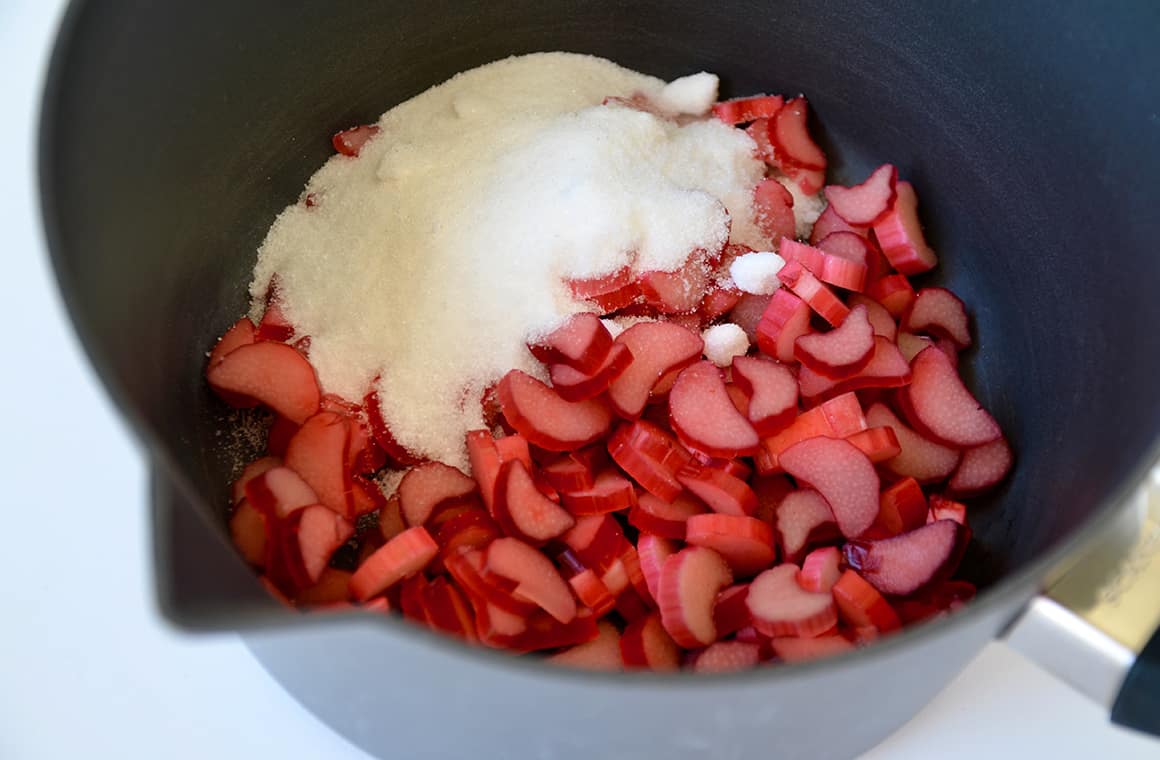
top-left (2, 3), bottom-right (1157, 758)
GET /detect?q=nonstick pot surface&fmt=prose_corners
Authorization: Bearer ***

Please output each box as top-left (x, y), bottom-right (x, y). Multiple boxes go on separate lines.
top-left (41, 0), bottom-right (1160, 627)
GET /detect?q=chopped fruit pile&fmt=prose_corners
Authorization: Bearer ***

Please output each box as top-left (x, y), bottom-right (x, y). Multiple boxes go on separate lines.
top-left (207, 90), bottom-right (1010, 672)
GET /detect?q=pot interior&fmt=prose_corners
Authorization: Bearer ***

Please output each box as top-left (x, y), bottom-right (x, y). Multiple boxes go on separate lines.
top-left (41, 0), bottom-right (1160, 623)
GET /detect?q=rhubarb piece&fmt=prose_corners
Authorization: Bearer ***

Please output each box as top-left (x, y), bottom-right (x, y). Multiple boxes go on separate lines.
top-left (865, 274), bottom-right (915, 318)
top-left (528, 312), bottom-right (613, 373)
top-left (350, 526), bottom-right (438, 601)
top-left (712, 94), bottom-right (784, 125)
top-left (866, 403), bottom-right (961, 483)
top-left (207, 341), bottom-right (321, 424)
top-left (903, 288), bottom-right (971, 348)
top-left (244, 465), bottom-right (321, 519)
top-left (872, 181), bottom-right (938, 275)
top-left (823, 164), bottom-right (898, 227)
top-left (284, 412), bottom-right (352, 517)
top-left (496, 370), bottom-right (612, 451)
top-left (669, 361), bottom-right (760, 458)
top-left (845, 426), bottom-right (902, 463)
top-left (776, 260), bottom-right (850, 327)
top-left (607, 420), bottom-right (692, 502)
top-left (847, 294), bottom-right (897, 342)
top-left (229, 499), bottom-right (267, 567)
top-left (876, 477), bottom-right (928, 535)
top-left (906, 348), bottom-right (1001, 447)
top-left (753, 178), bottom-right (797, 244)
top-left (747, 564), bottom-right (837, 638)
top-left (794, 304), bottom-right (875, 377)
top-left (657, 546), bottom-right (733, 647)
top-left (779, 437), bottom-right (880, 538)
top-left (809, 205), bottom-right (867, 245)
top-left (628, 492), bottom-right (707, 540)
top-left (754, 288), bottom-right (812, 363)
top-left (493, 459), bottom-right (575, 543)
top-left (799, 546), bottom-right (842, 593)
top-left (686, 514), bottom-right (776, 577)
top-left (797, 337), bottom-right (911, 401)
top-left (549, 621), bottom-right (623, 670)
top-left (209, 317), bottom-right (256, 368)
top-left (694, 641), bottom-right (762, 673)
top-left (559, 469), bottom-right (637, 516)
top-left (398, 461), bottom-right (478, 527)
top-left (832, 570), bottom-right (901, 632)
top-left (676, 462), bottom-right (758, 517)
top-left (769, 635), bottom-right (854, 662)
top-left (730, 356), bottom-right (798, 436)
top-left (774, 489), bottom-right (838, 562)
top-left (842, 519), bottom-right (968, 596)
top-left (948, 436), bottom-right (1013, 496)
top-left (332, 124), bottom-right (380, 157)
top-left (770, 97), bottom-right (826, 170)
top-left (639, 260), bottom-right (713, 315)
top-left (486, 537), bottom-right (577, 623)
top-left (548, 342), bottom-right (633, 401)
top-left (608, 321), bottom-right (704, 419)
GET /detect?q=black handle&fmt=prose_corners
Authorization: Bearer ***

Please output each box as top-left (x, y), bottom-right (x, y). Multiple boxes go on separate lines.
top-left (1111, 627), bottom-right (1160, 737)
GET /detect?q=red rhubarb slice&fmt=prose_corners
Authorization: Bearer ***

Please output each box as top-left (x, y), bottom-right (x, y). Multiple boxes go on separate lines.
top-left (608, 321), bottom-right (703, 419)
top-left (823, 164), bottom-right (898, 227)
top-left (797, 337), bottom-right (912, 401)
top-left (776, 260), bottom-right (850, 327)
top-left (907, 347), bottom-right (1001, 447)
top-left (559, 469), bottom-right (636, 516)
top-left (486, 537), bottom-right (577, 623)
top-left (866, 274), bottom-right (916, 318)
top-left (628, 493), bottom-right (706, 540)
top-left (548, 342), bottom-right (633, 402)
top-left (771, 97), bottom-right (826, 170)
top-left (207, 341), bottom-right (321, 424)
top-left (876, 477), bottom-right (929, 535)
top-left (676, 462), bottom-right (758, 517)
top-left (284, 411), bottom-right (352, 517)
top-left (494, 459), bottom-right (575, 543)
top-left (712, 94), bottom-right (784, 125)
top-left (848, 294), bottom-right (898, 342)
top-left (350, 526), bottom-right (438, 601)
top-left (769, 635), bottom-right (853, 662)
top-left (209, 317), bottom-right (256, 368)
top-left (685, 513), bottom-right (776, 577)
top-left (607, 420), bottom-right (692, 502)
top-left (497, 370), bottom-right (612, 451)
top-left (845, 426), bottom-right (902, 463)
top-left (809, 205), bottom-right (867, 245)
top-left (794, 304), bottom-right (875, 377)
top-left (657, 546), bottom-right (733, 647)
top-left (229, 499), bottom-right (267, 567)
top-left (637, 534), bottom-right (678, 604)
top-left (843, 519), bottom-right (969, 596)
top-left (948, 436), bottom-right (1013, 497)
top-left (799, 546), bottom-right (842, 593)
top-left (832, 570), bottom-right (901, 632)
top-left (779, 437), bottom-right (880, 538)
top-left (754, 288), bottom-right (812, 363)
top-left (872, 181), bottom-right (938, 275)
top-left (903, 288), bottom-right (971, 348)
top-left (730, 355), bottom-right (798, 436)
top-left (288, 505), bottom-right (354, 585)
top-left (694, 641), bottom-right (762, 673)
top-left (244, 465), bottom-right (321, 518)
top-left (528, 312), bottom-right (613, 373)
top-left (549, 621), bottom-right (623, 671)
top-left (669, 361), bottom-right (760, 458)
top-left (398, 461), bottom-right (478, 527)
top-left (332, 124), bottom-right (380, 157)
top-left (865, 402), bottom-right (961, 483)
top-left (774, 488), bottom-right (838, 562)
top-left (747, 564), bottom-right (837, 638)
top-left (753, 178), bottom-right (796, 244)
top-left (620, 613), bottom-right (681, 671)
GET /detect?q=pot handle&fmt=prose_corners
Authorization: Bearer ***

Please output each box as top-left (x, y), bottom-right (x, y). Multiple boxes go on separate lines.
top-left (1003, 472), bottom-right (1160, 737)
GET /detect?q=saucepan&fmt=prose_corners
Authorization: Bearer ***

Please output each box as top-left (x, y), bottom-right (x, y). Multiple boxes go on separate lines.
top-left (39, 1), bottom-right (1160, 757)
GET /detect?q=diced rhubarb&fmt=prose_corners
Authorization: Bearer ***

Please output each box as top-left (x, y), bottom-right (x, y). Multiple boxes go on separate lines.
top-left (628, 492), bottom-right (705, 540)
top-left (256, 297), bottom-right (294, 343)
top-left (350, 526), bottom-right (438, 601)
top-left (639, 258), bottom-right (713, 315)
top-left (498, 609), bottom-right (600, 653)
top-left (948, 436), bottom-right (1013, 497)
top-left (620, 613), bottom-right (681, 671)
top-left (769, 635), bottom-right (854, 662)
top-left (694, 641), bottom-right (762, 673)
top-left (746, 117), bottom-right (777, 164)
top-left (560, 469), bottom-right (636, 516)
top-left (607, 420), bottom-right (692, 502)
top-left (295, 567), bottom-right (353, 606)
top-left (486, 537), bottom-right (577, 623)
top-left (676, 462), bottom-right (758, 517)
top-left (497, 370), bottom-right (613, 451)
top-left (865, 403), bottom-right (961, 483)
top-left (207, 341), bottom-right (321, 424)
top-left (770, 97), bottom-right (826, 170)
top-left (528, 312), bottom-right (614, 373)
top-left (927, 494), bottom-right (968, 526)
top-left (420, 576), bottom-right (477, 642)
top-left (747, 564), bottom-right (837, 638)
top-left (823, 164), bottom-right (898, 227)
top-left (244, 465), bottom-right (321, 518)
top-left (783, 165), bottom-right (827, 196)
top-left (876, 477), bottom-right (928, 535)
top-left (779, 437), bottom-right (880, 538)
top-left (753, 178), bottom-right (796, 244)
top-left (777, 260), bottom-right (850, 327)
top-left (608, 321), bottom-right (704, 419)
top-left (712, 94), bottom-right (784, 125)
top-left (843, 519), bottom-right (969, 596)
top-left (780, 239), bottom-right (867, 292)
top-left (231, 456), bottom-right (282, 506)
top-left (832, 570), bottom-right (901, 632)
top-left (730, 356), bottom-right (798, 436)
top-left (753, 474), bottom-right (794, 527)
top-left (493, 459), bottom-right (575, 543)
top-left (541, 452), bottom-right (597, 494)
top-left (332, 124), bottom-right (380, 157)
top-left (797, 337), bottom-right (912, 401)
top-left (266, 415), bottom-right (298, 458)
top-left (872, 181), bottom-right (938, 275)
top-left (288, 505), bottom-right (354, 585)
top-left (896, 332), bottom-right (934, 363)
top-left (436, 507), bottom-right (502, 557)
top-left (229, 499), bottom-right (267, 567)
top-left (699, 282), bottom-right (743, 322)
top-left (284, 412), bottom-right (352, 517)
top-left (799, 546), bottom-right (842, 593)
top-left (549, 621), bottom-right (623, 671)
top-left (816, 231), bottom-right (871, 265)
top-left (903, 288), bottom-right (971, 348)
top-left (906, 347), bottom-right (1001, 447)
top-left (845, 426), bottom-right (902, 463)
top-left (794, 304), bottom-right (875, 378)
top-left (774, 489), bottom-right (838, 563)
top-left (637, 534), bottom-right (678, 605)
top-left (445, 549), bottom-right (534, 616)
top-left (686, 513), bottom-right (776, 577)
top-left (549, 342), bottom-right (633, 401)
top-left (561, 515), bottom-right (629, 574)
top-left (847, 294), bottom-right (898, 342)
top-left (209, 317), bottom-right (256, 368)
top-left (809, 205), bottom-right (867, 245)
top-left (755, 288), bottom-right (812, 363)
top-left (757, 392), bottom-right (867, 472)
top-left (657, 546), bottom-right (733, 647)
top-left (865, 274), bottom-right (915, 318)
top-left (565, 567), bottom-right (615, 617)
top-left (398, 461), bottom-right (478, 527)
top-left (669, 361), bottom-right (760, 458)
top-left (566, 266), bottom-right (639, 313)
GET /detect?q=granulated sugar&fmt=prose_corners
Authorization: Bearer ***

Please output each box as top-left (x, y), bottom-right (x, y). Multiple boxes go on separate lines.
top-left (250, 53), bottom-right (803, 468)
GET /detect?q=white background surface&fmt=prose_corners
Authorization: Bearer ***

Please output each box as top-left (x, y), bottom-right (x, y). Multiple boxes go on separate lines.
top-left (2, 2), bottom-right (1157, 758)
